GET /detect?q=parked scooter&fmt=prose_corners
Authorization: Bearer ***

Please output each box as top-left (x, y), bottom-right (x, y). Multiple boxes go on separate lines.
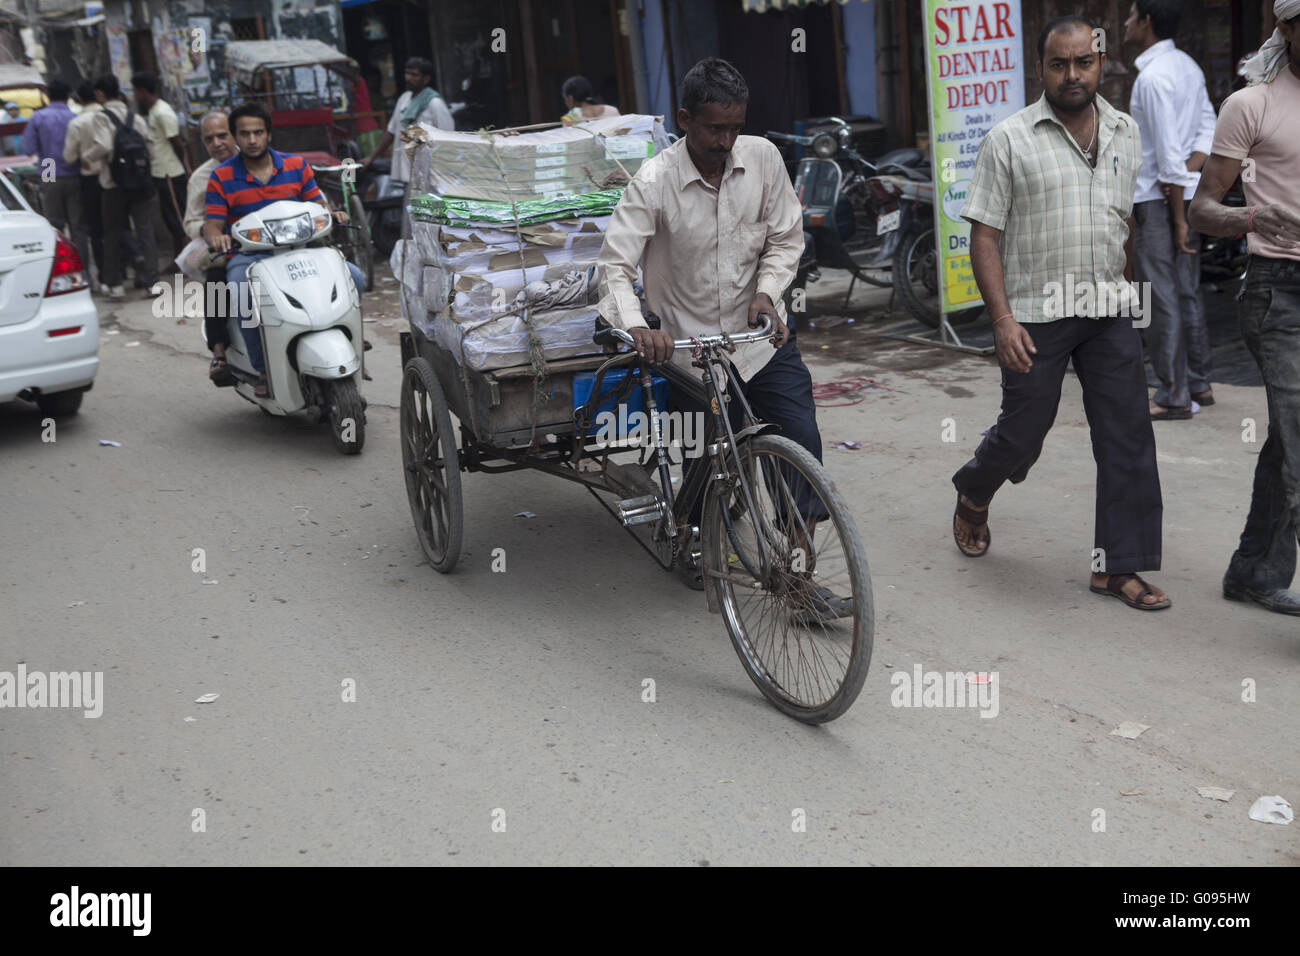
top-left (768, 117), bottom-right (930, 319)
top-left (214, 199), bottom-right (367, 454)
top-left (360, 156), bottom-right (405, 258)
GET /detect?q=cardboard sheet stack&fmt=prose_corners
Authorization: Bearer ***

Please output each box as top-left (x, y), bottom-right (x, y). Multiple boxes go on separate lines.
top-left (393, 114), bottom-right (669, 372)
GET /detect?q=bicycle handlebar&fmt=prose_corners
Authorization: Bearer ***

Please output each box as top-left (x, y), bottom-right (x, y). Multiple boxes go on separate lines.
top-left (607, 314), bottom-right (775, 351)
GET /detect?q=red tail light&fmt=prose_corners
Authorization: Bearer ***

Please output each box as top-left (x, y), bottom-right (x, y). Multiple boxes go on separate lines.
top-left (45, 235), bottom-right (89, 297)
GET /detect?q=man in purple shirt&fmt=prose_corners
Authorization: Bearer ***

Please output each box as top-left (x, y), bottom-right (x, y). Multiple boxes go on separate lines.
top-left (20, 80), bottom-right (88, 269)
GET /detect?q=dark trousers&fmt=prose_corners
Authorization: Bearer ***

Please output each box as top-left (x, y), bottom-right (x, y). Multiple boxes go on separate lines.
top-left (669, 331), bottom-right (826, 523)
top-left (952, 315), bottom-right (1163, 573)
top-left (101, 186), bottom-right (158, 288)
top-left (1226, 256), bottom-right (1300, 590)
top-left (202, 265), bottom-right (230, 351)
top-left (78, 175), bottom-right (104, 278)
top-left (154, 174), bottom-right (187, 256)
top-left (40, 177), bottom-right (89, 275)
top-left (1133, 198), bottom-right (1212, 408)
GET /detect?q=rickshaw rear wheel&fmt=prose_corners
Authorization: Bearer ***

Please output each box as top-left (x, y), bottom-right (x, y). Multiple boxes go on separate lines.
top-left (401, 357), bottom-right (463, 573)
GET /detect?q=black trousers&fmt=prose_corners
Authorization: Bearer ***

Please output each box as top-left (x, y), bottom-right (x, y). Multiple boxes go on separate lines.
top-left (202, 265), bottom-right (230, 351)
top-left (951, 315), bottom-right (1162, 573)
top-left (1226, 256), bottom-right (1300, 590)
top-left (78, 175), bottom-right (104, 277)
top-left (669, 330), bottom-right (826, 524)
top-left (154, 174), bottom-right (188, 256)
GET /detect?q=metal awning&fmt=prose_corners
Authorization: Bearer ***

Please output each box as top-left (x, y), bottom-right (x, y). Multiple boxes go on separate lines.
top-left (742, 0), bottom-right (867, 12)
top-left (224, 40), bottom-right (359, 86)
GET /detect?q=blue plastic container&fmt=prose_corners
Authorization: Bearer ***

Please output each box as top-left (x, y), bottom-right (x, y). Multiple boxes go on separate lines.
top-left (573, 368), bottom-right (670, 438)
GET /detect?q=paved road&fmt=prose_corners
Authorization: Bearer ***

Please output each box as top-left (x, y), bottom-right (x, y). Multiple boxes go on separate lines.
top-left (2, 276), bottom-right (1296, 865)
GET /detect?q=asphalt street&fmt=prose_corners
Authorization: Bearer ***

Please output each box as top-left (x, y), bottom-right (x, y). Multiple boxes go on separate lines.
top-left (2, 268), bottom-right (1297, 866)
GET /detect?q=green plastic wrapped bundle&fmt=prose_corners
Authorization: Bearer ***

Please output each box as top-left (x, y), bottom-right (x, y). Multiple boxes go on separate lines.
top-left (408, 189), bottom-right (624, 227)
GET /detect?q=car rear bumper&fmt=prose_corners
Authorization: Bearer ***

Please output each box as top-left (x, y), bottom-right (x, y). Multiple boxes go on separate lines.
top-left (0, 290), bottom-right (99, 402)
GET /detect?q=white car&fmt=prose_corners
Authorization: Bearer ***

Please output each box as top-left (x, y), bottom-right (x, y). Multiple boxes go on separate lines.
top-left (0, 168), bottom-right (97, 417)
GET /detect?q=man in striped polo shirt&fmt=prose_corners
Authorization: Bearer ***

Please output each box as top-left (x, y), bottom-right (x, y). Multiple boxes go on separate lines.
top-left (202, 101), bottom-right (365, 397)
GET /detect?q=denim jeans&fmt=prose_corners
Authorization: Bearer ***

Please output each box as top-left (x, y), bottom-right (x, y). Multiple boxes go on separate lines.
top-left (227, 252), bottom-right (366, 373)
top-left (1226, 255), bottom-right (1300, 590)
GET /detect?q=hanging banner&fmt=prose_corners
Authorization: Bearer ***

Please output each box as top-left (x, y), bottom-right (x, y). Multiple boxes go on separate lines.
top-left (922, 0), bottom-right (1025, 313)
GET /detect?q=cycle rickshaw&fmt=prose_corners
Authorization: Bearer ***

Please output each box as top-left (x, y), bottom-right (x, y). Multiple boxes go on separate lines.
top-left (397, 299), bottom-right (875, 724)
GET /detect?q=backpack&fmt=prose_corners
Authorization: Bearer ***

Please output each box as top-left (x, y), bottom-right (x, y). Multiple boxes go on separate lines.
top-left (103, 105), bottom-right (152, 193)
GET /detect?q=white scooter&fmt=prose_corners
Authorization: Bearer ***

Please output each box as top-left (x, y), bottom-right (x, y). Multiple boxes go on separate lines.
top-left (217, 199), bottom-right (366, 454)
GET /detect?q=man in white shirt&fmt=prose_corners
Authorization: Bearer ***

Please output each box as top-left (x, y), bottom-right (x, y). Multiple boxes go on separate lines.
top-left (598, 59), bottom-right (836, 605)
top-left (1124, 0), bottom-right (1218, 419)
top-left (360, 57), bottom-right (453, 188)
top-left (183, 111), bottom-right (237, 383)
top-left (133, 71), bottom-right (191, 257)
top-left (62, 83), bottom-right (105, 288)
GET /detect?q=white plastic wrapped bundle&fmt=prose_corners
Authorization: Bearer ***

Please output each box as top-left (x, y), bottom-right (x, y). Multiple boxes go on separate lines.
top-left (430, 305), bottom-right (603, 371)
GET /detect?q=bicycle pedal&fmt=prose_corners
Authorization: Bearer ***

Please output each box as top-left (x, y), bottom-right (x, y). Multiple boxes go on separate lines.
top-left (616, 494), bottom-right (661, 526)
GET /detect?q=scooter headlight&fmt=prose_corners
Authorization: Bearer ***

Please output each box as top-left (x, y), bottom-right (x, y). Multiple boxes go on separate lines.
top-left (811, 132), bottom-right (839, 158)
top-left (263, 212), bottom-right (315, 245)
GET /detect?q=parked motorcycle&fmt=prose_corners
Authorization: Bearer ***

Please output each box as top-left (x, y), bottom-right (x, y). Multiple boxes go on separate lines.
top-left (867, 171), bottom-right (984, 330)
top-left (214, 199), bottom-right (367, 454)
top-left (768, 117), bottom-right (930, 321)
top-left (359, 155), bottom-right (405, 258)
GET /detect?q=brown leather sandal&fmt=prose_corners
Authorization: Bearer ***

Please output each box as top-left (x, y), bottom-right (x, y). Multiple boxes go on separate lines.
top-left (953, 496), bottom-right (990, 557)
top-left (1089, 572), bottom-right (1171, 610)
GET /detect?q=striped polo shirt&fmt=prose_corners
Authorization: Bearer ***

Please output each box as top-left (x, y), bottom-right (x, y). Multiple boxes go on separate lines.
top-left (205, 148), bottom-right (323, 231)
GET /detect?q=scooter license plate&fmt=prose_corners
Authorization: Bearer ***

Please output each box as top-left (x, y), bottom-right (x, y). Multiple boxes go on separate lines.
top-left (877, 209), bottom-right (901, 235)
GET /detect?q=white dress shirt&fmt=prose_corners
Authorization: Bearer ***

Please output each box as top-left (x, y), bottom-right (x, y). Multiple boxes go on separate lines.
top-left (597, 135), bottom-right (803, 383)
top-left (1130, 38), bottom-right (1217, 202)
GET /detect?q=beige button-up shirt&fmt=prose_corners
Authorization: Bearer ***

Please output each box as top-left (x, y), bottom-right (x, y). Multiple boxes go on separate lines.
top-left (962, 93), bottom-right (1142, 323)
top-left (597, 134), bottom-right (803, 382)
top-left (185, 156), bottom-right (221, 238)
top-left (82, 99), bottom-right (154, 190)
top-left (62, 102), bottom-right (104, 177)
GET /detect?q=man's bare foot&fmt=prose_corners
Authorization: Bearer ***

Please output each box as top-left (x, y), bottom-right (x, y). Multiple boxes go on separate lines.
top-left (953, 494), bottom-right (990, 556)
top-left (1090, 572), bottom-right (1170, 608)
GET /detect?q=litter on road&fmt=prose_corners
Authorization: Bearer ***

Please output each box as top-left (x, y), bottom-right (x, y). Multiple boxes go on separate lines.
top-left (194, 693), bottom-right (220, 704)
top-left (1247, 795), bottom-right (1292, 825)
top-left (1197, 786), bottom-right (1235, 802)
top-left (98, 440), bottom-right (122, 447)
top-left (1109, 721), bottom-right (1150, 740)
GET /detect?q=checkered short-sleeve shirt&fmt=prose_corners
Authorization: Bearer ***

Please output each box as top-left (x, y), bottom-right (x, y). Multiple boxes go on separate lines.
top-left (962, 94), bottom-right (1143, 323)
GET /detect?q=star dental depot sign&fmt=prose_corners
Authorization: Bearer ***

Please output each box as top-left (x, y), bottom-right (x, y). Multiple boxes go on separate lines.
top-left (923, 0), bottom-right (1025, 313)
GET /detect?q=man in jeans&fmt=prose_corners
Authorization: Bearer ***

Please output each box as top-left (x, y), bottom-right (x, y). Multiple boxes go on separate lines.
top-left (20, 80), bottom-right (88, 270)
top-left (1190, 0), bottom-right (1300, 615)
top-left (202, 102), bottom-right (365, 397)
top-left (83, 74), bottom-right (158, 298)
top-left (1124, 0), bottom-right (1218, 420)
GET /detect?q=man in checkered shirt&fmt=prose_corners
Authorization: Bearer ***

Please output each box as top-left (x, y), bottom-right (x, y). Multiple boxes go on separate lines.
top-left (950, 15), bottom-right (1169, 611)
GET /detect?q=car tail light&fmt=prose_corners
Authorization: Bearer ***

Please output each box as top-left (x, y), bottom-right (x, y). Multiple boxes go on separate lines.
top-left (45, 235), bottom-right (89, 297)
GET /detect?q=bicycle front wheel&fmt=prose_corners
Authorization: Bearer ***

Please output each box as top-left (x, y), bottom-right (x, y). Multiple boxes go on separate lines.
top-left (701, 434), bottom-right (873, 723)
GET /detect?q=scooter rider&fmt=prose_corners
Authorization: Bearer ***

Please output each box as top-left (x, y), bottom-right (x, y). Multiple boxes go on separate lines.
top-left (202, 101), bottom-right (365, 397)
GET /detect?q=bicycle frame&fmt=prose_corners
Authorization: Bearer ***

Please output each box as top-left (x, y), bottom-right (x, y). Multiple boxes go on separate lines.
top-left (577, 319), bottom-right (782, 581)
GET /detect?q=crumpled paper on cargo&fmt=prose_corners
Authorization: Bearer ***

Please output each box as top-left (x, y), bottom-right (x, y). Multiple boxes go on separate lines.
top-left (510, 267), bottom-right (595, 312)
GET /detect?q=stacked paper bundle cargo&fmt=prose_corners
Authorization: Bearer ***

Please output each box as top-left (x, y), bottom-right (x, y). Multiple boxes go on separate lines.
top-left (393, 114), bottom-right (669, 372)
